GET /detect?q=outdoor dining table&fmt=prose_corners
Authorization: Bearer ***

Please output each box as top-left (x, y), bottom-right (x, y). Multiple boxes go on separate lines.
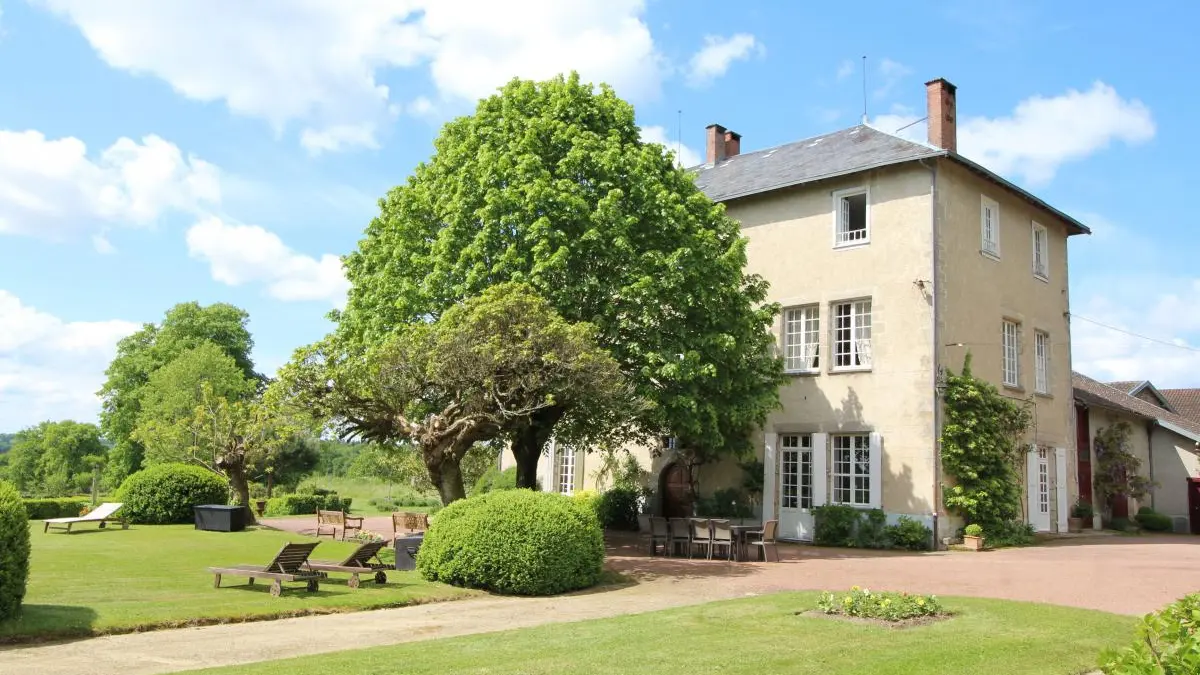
top-left (728, 524), bottom-right (762, 562)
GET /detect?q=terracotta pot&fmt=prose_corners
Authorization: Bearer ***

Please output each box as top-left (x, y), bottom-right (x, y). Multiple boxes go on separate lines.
top-left (963, 535), bottom-right (984, 551)
top-left (254, 500), bottom-right (267, 517)
top-left (1067, 516), bottom-right (1083, 533)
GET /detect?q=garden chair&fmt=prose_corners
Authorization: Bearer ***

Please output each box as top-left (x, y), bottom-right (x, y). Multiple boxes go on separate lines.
top-left (668, 518), bottom-right (691, 557)
top-left (43, 502), bottom-right (128, 534)
top-left (392, 511), bottom-right (428, 540)
top-left (688, 519), bottom-right (713, 559)
top-left (316, 509), bottom-right (363, 540)
top-left (208, 542), bottom-right (323, 596)
top-left (709, 519), bottom-right (735, 561)
top-left (748, 519), bottom-right (780, 562)
top-left (303, 539), bottom-right (390, 587)
top-left (648, 516), bottom-right (670, 556)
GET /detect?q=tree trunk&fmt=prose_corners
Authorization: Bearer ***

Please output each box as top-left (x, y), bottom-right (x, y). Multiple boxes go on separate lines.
top-left (510, 406), bottom-right (565, 489)
top-left (227, 466), bottom-right (256, 525)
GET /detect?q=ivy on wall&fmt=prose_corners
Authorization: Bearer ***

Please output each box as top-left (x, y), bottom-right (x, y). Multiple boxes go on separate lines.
top-left (940, 353), bottom-right (1032, 528)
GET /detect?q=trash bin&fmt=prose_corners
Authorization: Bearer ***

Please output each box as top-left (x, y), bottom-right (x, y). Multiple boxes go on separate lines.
top-left (394, 533), bottom-right (424, 571)
top-left (194, 504), bottom-right (247, 532)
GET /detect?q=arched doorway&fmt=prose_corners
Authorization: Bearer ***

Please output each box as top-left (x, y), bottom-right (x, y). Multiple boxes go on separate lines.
top-left (660, 462), bottom-right (692, 518)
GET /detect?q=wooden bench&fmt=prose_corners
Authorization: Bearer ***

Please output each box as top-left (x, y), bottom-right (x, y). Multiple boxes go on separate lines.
top-left (316, 509), bottom-right (364, 540)
top-left (209, 542), bottom-right (323, 597)
top-left (304, 540), bottom-right (390, 588)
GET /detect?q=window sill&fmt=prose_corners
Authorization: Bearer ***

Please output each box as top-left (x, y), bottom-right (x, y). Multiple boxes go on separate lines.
top-left (784, 370), bottom-right (820, 377)
top-left (980, 249), bottom-right (1001, 261)
top-left (831, 366), bottom-right (873, 374)
top-left (833, 241), bottom-right (870, 251)
top-left (1003, 383), bottom-right (1026, 394)
top-left (1034, 390), bottom-right (1052, 399)
top-left (1033, 272), bottom-right (1049, 283)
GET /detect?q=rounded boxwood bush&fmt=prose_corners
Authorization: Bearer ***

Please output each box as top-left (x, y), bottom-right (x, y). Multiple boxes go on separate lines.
top-left (0, 480), bottom-right (31, 621)
top-left (417, 490), bottom-right (604, 596)
top-left (118, 464), bottom-right (228, 524)
top-left (1134, 506), bottom-right (1173, 532)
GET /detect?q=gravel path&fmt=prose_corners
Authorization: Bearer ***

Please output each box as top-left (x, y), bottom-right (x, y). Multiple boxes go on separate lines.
top-left (4, 531), bottom-right (1194, 675)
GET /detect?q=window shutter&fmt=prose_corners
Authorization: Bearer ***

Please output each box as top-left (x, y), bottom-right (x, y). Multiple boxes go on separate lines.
top-left (545, 439), bottom-right (557, 493)
top-left (574, 447), bottom-right (585, 493)
top-left (1026, 444), bottom-right (1038, 524)
top-left (763, 432), bottom-right (778, 521)
top-left (868, 432), bottom-right (883, 509)
top-left (1054, 448), bottom-right (1068, 532)
top-left (811, 433), bottom-right (828, 507)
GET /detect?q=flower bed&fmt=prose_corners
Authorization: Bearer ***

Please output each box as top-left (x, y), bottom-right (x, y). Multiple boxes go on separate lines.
top-left (816, 587), bottom-right (946, 623)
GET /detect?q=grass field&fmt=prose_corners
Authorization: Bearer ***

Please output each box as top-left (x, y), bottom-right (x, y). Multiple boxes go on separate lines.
top-left (185, 592), bottom-right (1133, 675)
top-left (0, 523), bottom-right (473, 642)
top-left (294, 476), bottom-right (440, 515)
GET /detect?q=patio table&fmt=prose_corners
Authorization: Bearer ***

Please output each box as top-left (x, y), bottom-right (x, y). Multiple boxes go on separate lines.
top-left (729, 524), bottom-right (762, 561)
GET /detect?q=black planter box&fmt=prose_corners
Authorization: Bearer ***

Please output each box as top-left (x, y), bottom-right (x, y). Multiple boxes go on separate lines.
top-left (194, 504), bottom-right (247, 532)
top-left (394, 533), bottom-right (424, 571)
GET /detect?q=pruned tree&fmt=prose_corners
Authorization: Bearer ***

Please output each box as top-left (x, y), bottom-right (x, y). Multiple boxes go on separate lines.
top-left (1093, 421), bottom-right (1154, 520)
top-left (280, 283), bottom-right (633, 504)
top-left (333, 73), bottom-right (784, 489)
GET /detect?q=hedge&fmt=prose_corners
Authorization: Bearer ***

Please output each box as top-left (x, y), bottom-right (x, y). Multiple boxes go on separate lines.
top-left (812, 505), bottom-right (932, 550)
top-left (118, 464), bottom-right (228, 524)
top-left (1134, 506), bottom-right (1173, 532)
top-left (22, 497), bottom-right (90, 520)
top-left (263, 494), bottom-right (353, 516)
top-left (0, 480), bottom-right (30, 621)
top-left (418, 490), bottom-right (604, 595)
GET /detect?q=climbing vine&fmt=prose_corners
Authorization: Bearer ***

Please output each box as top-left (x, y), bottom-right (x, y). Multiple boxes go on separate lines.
top-left (940, 353), bottom-right (1032, 528)
top-left (1092, 421), bottom-right (1153, 517)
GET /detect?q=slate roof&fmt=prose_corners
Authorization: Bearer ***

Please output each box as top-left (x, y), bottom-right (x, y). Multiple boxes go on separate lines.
top-left (1162, 389), bottom-right (1200, 425)
top-left (690, 124), bottom-right (1090, 235)
top-left (1074, 372), bottom-right (1200, 442)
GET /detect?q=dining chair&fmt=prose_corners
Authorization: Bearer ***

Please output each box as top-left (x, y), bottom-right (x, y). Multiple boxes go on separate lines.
top-left (710, 520), bottom-right (734, 561)
top-left (649, 516), bottom-right (670, 556)
top-left (689, 518), bottom-right (713, 559)
top-left (668, 518), bottom-right (691, 557)
top-left (749, 519), bottom-right (780, 562)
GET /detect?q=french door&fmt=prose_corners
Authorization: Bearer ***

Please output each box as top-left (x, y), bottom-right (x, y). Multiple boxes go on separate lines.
top-left (779, 434), bottom-right (815, 541)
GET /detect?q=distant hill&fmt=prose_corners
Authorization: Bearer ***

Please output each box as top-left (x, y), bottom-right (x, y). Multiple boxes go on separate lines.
top-left (0, 433), bottom-right (13, 454)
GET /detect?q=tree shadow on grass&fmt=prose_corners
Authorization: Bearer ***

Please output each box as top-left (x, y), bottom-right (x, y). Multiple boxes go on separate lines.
top-left (0, 604), bottom-right (99, 648)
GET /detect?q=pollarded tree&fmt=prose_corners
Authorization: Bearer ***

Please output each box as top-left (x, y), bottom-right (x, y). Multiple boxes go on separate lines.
top-left (1093, 421), bottom-right (1154, 520)
top-left (281, 283), bottom-right (632, 504)
top-left (333, 73), bottom-right (784, 488)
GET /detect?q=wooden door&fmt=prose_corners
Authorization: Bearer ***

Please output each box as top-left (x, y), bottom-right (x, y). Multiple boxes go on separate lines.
top-left (1075, 404), bottom-right (1093, 526)
top-left (1189, 479), bottom-right (1200, 535)
top-left (661, 463), bottom-right (691, 519)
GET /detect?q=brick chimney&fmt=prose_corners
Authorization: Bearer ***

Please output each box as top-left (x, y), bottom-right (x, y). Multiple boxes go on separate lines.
top-left (724, 129), bottom-right (741, 159)
top-left (925, 78), bottom-right (957, 152)
top-left (706, 123), bottom-right (729, 164)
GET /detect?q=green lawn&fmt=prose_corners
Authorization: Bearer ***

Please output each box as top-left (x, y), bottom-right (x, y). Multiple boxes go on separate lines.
top-left (294, 476), bottom-right (439, 515)
top-left (186, 592), bottom-right (1134, 675)
top-left (0, 523), bottom-right (473, 642)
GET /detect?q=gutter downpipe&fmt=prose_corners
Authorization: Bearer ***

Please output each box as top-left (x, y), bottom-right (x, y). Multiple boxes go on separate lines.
top-left (921, 157), bottom-right (941, 548)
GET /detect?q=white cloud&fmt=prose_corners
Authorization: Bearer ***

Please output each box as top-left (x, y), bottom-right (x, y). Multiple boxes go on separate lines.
top-left (39, 0), bottom-right (664, 151)
top-left (185, 217), bottom-right (350, 306)
top-left (871, 82), bottom-right (1155, 186)
top-left (640, 125), bottom-right (701, 168)
top-left (0, 291), bottom-right (140, 430)
top-left (0, 130), bottom-right (220, 240)
top-left (959, 82), bottom-right (1155, 185)
top-left (835, 60), bottom-right (855, 81)
top-left (873, 58), bottom-right (912, 99)
top-left (686, 33), bottom-right (762, 87)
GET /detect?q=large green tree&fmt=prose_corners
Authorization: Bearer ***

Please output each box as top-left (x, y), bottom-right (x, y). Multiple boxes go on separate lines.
top-left (282, 283), bottom-right (631, 503)
top-left (99, 302), bottom-right (258, 485)
top-left (6, 421), bottom-right (106, 496)
top-left (334, 73), bottom-right (784, 488)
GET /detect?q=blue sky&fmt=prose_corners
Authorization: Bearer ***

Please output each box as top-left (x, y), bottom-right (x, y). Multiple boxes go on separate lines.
top-left (1, 0), bottom-right (1197, 431)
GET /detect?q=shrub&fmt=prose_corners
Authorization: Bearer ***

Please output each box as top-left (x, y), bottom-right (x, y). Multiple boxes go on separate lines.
top-left (813, 505), bottom-right (860, 547)
top-left (22, 497), bottom-right (91, 520)
top-left (263, 494), bottom-right (353, 516)
top-left (963, 523), bottom-right (984, 537)
top-left (887, 516), bottom-right (932, 551)
top-left (368, 489), bottom-right (441, 511)
top-left (985, 520), bottom-right (1036, 547)
top-left (118, 464), bottom-right (228, 524)
top-left (695, 488), bottom-right (754, 518)
top-left (472, 466), bottom-right (521, 495)
top-left (294, 483), bottom-right (336, 497)
top-left (816, 587), bottom-right (945, 622)
top-left (595, 486), bottom-right (641, 530)
top-left (854, 508), bottom-right (888, 548)
top-left (0, 480), bottom-right (31, 621)
top-left (1108, 517), bottom-right (1134, 532)
top-left (1071, 500), bottom-right (1094, 520)
top-left (1099, 592), bottom-right (1200, 674)
top-left (1135, 506), bottom-right (1173, 532)
top-left (417, 490), bottom-right (604, 595)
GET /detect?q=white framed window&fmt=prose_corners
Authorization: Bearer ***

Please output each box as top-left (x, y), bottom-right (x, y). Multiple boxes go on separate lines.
top-left (779, 434), bottom-right (813, 510)
top-left (1002, 319), bottom-right (1021, 388)
top-left (981, 196), bottom-right (1000, 257)
top-left (832, 187), bottom-right (869, 247)
top-left (1032, 221), bottom-right (1049, 279)
top-left (783, 305), bottom-right (820, 372)
top-left (660, 436), bottom-right (678, 451)
top-left (832, 299), bottom-right (872, 370)
top-left (556, 448), bottom-right (575, 495)
top-left (1037, 447), bottom-right (1050, 515)
top-left (831, 434), bottom-right (871, 507)
top-left (1034, 331), bottom-right (1050, 394)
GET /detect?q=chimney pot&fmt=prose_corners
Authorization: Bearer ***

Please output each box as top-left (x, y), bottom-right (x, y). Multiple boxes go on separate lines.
top-left (724, 130), bottom-right (742, 159)
top-left (706, 123), bottom-right (728, 164)
top-left (925, 78), bottom-right (958, 152)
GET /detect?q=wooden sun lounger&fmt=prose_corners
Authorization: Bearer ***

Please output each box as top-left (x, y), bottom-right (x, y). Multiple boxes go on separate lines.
top-left (303, 540), bottom-right (390, 588)
top-left (43, 502), bottom-right (128, 533)
top-left (208, 542), bottom-right (323, 597)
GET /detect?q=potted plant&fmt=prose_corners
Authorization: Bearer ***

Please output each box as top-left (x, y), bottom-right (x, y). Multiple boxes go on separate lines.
top-left (1069, 500), bottom-right (1093, 533)
top-left (962, 523), bottom-right (985, 551)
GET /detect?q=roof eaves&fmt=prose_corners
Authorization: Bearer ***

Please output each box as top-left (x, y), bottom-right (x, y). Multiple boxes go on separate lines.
top-left (712, 149), bottom-right (946, 204)
top-left (946, 152), bottom-right (1091, 235)
top-left (1157, 419), bottom-right (1200, 445)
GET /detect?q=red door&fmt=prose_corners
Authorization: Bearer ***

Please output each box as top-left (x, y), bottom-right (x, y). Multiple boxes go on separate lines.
top-left (1111, 468), bottom-right (1129, 521)
top-left (661, 463), bottom-right (692, 519)
top-left (1188, 479), bottom-right (1200, 535)
top-left (1075, 404), bottom-right (1093, 527)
